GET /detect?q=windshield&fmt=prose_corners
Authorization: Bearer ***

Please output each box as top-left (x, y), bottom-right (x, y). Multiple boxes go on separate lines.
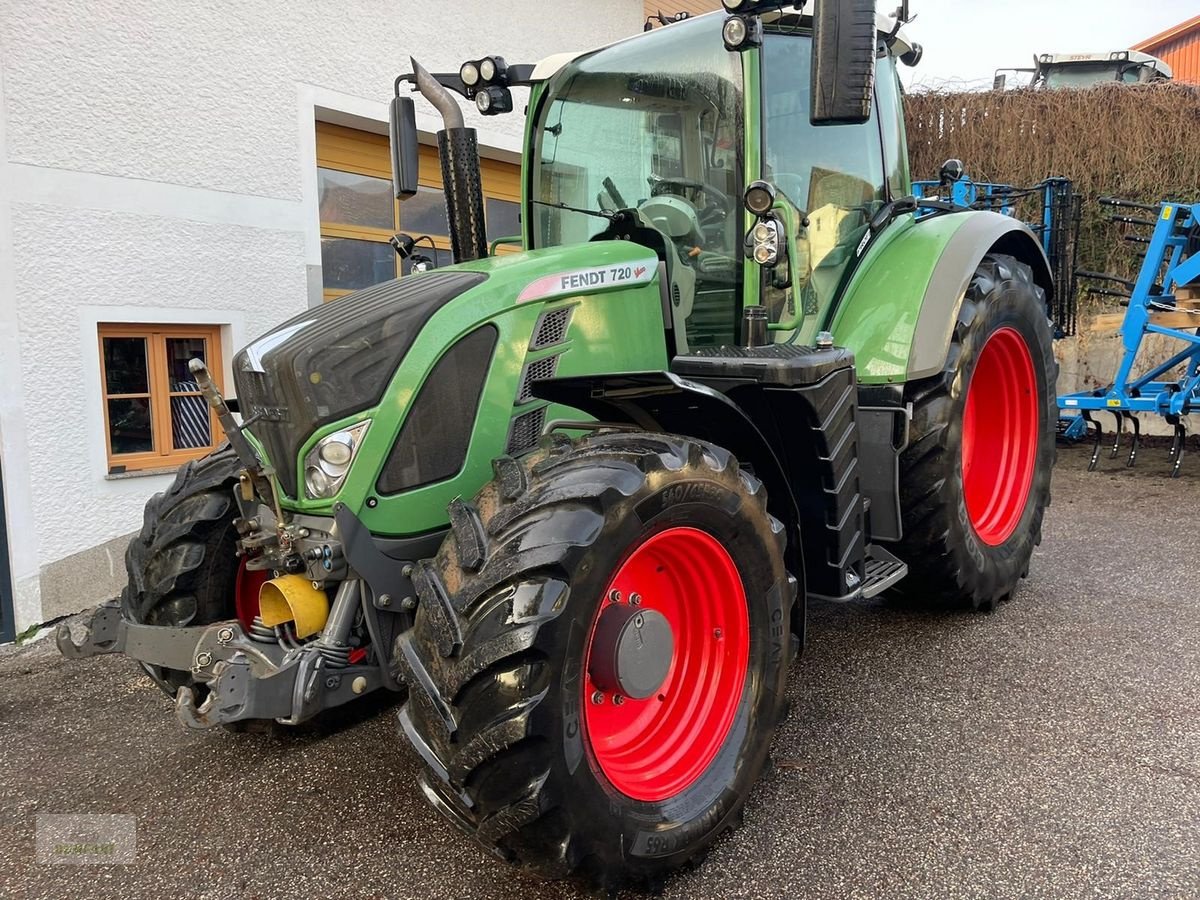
top-left (1042, 63), bottom-right (1125, 88)
top-left (532, 16), bottom-right (745, 349)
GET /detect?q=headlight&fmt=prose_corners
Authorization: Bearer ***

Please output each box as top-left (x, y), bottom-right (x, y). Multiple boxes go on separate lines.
top-left (303, 420), bottom-right (370, 499)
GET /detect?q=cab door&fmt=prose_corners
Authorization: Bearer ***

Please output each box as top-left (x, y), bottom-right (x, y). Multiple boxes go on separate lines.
top-left (757, 26), bottom-right (894, 344)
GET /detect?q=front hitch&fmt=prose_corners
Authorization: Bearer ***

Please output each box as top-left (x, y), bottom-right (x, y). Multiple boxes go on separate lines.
top-left (57, 604), bottom-right (383, 729)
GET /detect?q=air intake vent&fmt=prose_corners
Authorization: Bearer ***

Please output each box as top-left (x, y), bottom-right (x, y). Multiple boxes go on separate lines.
top-left (517, 354), bottom-right (560, 404)
top-left (530, 307), bottom-right (572, 349)
top-left (506, 407), bottom-right (546, 456)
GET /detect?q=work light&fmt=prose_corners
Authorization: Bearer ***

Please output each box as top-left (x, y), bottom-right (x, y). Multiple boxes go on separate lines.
top-left (460, 61), bottom-right (480, 87)
top-left (479, 56), bottom-right (498, 83)
top-left (744, 180), bottom-right (776, 216)
top-left (476, 85), bottom-right (513, 115)
top-left (722, 14), bottom-right (761, 51)
top-left (751, 219), bottom-right (783, 266)
top-left (721, 0), bottom-right (776, 13)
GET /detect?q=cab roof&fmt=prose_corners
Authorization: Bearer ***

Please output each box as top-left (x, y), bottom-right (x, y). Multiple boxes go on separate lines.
top-left (530, 3), bottom-right (917, 82)
top-left (1041, 50), bottom-right (1173, 79)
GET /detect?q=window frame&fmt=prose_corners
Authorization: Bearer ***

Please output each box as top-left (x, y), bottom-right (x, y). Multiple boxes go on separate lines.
top-left (98, 323), bottom-right (225, 474)
top-left (315, 122), bottom-right (522, 302)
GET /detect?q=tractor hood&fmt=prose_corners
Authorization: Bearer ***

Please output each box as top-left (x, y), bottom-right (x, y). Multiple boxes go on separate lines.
top-left (234, 241), bottom-right (662, 499)
top-left (234, 270), bottom-right (487, 497)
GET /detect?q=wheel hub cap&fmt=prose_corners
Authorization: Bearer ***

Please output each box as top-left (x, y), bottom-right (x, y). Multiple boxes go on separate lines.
top-left (588, 605), bottom-right (674, 700)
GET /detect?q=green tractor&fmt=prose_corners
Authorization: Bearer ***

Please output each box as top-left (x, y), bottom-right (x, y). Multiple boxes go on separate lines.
top-left (59, 0), bottom-right (1058, 889)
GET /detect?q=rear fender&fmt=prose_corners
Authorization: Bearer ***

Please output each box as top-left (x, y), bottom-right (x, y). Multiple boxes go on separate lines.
top-left (831, 211), bottom-right (1053, 384)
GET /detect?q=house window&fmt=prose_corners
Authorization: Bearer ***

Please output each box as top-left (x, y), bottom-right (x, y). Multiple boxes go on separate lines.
top-left (98, 324), bottom-right (224, 473)
top-left (315, 122), bottom-right (521, 300)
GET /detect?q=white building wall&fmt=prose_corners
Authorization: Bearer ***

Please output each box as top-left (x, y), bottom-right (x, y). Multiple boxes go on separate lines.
top-left (0, 0), bottom-right (643, 629)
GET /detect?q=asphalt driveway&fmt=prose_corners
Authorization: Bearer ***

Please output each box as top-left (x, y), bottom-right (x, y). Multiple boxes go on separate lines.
top-left (1, 444), bottom-right (1197, 899)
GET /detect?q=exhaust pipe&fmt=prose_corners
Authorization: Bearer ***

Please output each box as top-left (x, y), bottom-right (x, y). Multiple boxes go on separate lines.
top-left (411, 58), bottom-right (488, 263)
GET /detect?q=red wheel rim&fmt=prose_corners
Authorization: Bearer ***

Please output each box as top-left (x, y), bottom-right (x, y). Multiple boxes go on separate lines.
top-left (234, 557), bottom-right (268, 632)
top-left (961, 326), bottom-right (1039, 546)
top-left (582, 527), bottom-right (749, 802)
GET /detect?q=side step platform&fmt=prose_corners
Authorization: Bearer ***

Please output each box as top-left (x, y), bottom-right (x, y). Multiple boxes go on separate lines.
top-left (861, 544), bottom-right (907, 599)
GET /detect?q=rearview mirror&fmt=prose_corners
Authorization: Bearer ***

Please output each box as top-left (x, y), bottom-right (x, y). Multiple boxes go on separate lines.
top-left (389, 95), bottom-right (419, 198)
top-left (810, 0), bottom-right (876, 125)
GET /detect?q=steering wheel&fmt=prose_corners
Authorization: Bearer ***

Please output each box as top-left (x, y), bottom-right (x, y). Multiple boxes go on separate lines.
top-left (649, 177), bottom-right (735, 227)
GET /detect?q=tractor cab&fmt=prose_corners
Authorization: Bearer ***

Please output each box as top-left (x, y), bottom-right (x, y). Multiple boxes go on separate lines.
top-left (994, 50), bottom-right (1173, 90)
top-left (526, 8), bottom-right (919, 352)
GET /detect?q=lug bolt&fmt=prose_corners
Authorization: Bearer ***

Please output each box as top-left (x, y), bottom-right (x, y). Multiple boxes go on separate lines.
top-left (629, 593), bottom-right (642, 606)
top-left (634, 614), bottom-right (645, 629)
top-left (216, 627), bottom-right (234, 644)
top-left (591, 690), bottom-right (605, 705)
top-left (612, 695), bottom-right (625, 706)
top-left (402, 564), bottom-right (414, 578)
top-left (608, 590), bottom-right (621, 603)
top-left (379, 594), bottom-right (392, 607)
top-left (401, 596), bottom-right (417, 611)
top-left (195, 652), bottom-right (213, 668)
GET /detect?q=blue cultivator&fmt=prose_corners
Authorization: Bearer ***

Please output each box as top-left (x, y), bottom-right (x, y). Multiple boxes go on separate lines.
top-left (914, 170), bottom-right (1080, 336)
top-left (1059, 199), bottom-right (1200, 477)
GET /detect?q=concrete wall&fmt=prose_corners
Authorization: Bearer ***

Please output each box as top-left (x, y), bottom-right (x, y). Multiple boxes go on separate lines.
top-left (0, 0), bottom-right (643, 630)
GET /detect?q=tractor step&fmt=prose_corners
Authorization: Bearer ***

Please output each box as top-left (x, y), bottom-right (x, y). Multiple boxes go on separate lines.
top-left (861, 544), bottom-right (907, 599)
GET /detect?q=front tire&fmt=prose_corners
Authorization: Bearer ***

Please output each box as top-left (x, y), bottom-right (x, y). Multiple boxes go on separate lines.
top-left (121, 445), bottom-right (249, 695)
top-left (395, 432), bottom-right (794, 890)
top-left (896, 253), bottom-right (1057, 610)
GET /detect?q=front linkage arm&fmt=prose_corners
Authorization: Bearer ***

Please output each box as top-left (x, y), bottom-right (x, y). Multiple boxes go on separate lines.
top-left (56, 595), bottom-right (384, 730)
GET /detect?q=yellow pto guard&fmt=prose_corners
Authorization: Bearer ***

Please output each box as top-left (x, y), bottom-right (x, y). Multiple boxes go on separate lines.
top-left (258, 575), bottom-right (330, 639)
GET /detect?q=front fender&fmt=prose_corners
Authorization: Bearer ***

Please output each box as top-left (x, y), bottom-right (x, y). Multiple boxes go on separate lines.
top-left (532, 372), bottom-right (807, 641)
top-left (830, 211), bottom-right (1053, 384)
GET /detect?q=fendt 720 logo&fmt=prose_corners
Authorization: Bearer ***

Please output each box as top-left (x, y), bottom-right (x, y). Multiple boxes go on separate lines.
top-left (517, 257), bottom-right (658, 303)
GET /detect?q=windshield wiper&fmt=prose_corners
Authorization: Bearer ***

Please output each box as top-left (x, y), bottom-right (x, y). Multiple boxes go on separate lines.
top-left (530, 199), bottom-right (618, 222)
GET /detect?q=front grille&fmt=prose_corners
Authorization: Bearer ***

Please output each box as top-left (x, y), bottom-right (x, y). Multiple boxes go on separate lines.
top-left (233, 270), bottom-right (486, 496)
top-left (506, 407), bottom-right (546, 456)
top-left (517, 354), bottom-right (560, 404)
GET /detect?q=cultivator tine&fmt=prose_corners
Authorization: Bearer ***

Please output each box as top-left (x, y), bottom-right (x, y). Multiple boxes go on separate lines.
top-left (1082, 411), bottom-right (1102, 471)
top-left (1124, 412), bottom-right (1141, 468)
top-left (1170, 422), bottom-right (1188, 478)
top-left (1109, 411), bottom-right (1124, 459)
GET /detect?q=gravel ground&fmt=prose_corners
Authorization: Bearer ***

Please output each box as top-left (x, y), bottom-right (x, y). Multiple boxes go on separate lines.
top-left (1, 445), bottom-right (1197, 899)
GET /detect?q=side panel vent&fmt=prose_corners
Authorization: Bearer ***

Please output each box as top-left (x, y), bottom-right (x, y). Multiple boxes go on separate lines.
top-left (517, 354), bottom-right (561, 404)
top-left (506, 407), bottom-right (547, 456)
top-left (530, 307), bottom-right (572, 350)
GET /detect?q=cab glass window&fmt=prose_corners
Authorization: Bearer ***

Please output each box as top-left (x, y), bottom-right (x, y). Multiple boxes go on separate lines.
top-left (761, 29), bottom-right (886, 332)
top-left (532, 16), bottom-right (745, 349)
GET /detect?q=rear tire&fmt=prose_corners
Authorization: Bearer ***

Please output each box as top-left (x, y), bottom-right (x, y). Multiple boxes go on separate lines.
top-left (895, 254), bottom-right (1057, 610)
top-left (121, 445), bottom-right (242, 695)
top-left (394, 432), bottom-right (794, 891)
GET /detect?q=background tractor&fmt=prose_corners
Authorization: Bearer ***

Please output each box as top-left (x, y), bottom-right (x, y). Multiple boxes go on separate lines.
top-left (59, 0), bottom-right (1059, 890)
top-left (993, 49), bottom-right (1173, 90)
